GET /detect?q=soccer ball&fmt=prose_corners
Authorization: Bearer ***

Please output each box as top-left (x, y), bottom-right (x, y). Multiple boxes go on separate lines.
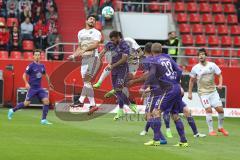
top-left (102, 6), bottom-right (114, 19)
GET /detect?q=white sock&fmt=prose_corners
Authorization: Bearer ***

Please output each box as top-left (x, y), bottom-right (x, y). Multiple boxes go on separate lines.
top-left (166, 128), bottom-right (171, 132)
top-left (218, 113), bottom-right (224, 129)
top-left (122, 87), bottom-right (129, 98)
top-left (206, 113), bottom-right (214, 132)
top-left (86, 82), bottom-right (96, 106)
top-left (98, 67), bottom-right (111, 84)
top-left (79, 82), bottom-right (88, 103)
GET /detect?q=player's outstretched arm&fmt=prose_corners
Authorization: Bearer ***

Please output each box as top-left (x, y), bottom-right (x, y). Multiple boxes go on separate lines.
top-left (188, 77), bottom-right (196, 100)
top-left (23, 73), bottom-right (30, 89)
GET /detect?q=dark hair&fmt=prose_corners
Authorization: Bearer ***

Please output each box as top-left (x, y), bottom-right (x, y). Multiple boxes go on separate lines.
top-left (144, 42), bottom-right (152, 53)
top-left (87, 14), bottom-right (97, 21)
top-left (198, 48), bottom-right (207, 56)
top-left (33, 49), bottom-right (42, 55)
top-left (118, 31), bottom-right (123, 38)
top-left (109, 30), bottom-right (120, 39)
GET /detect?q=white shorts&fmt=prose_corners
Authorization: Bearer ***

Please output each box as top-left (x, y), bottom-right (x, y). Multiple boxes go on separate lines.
top-left (81, 55), bottom-right (100, 78)
top-left (199, 90), bottom-right (222, 109)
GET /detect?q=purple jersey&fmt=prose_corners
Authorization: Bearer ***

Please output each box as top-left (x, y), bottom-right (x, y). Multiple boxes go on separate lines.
top-left (25, 62), bottom-right (46, 88)
top-left (105, 40), bottom-right (130, 75)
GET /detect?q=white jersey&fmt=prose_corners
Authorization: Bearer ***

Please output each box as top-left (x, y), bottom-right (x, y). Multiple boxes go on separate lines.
top-left (190, 61), bottom-right (221, 96)
top-left (124, 37), bottom-right (141, 64)
top-left (77, 28), bottom-right (101, 56)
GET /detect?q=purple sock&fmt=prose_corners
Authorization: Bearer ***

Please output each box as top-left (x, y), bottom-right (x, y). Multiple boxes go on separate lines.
top-left (13, 102), bottom-right (24, 112)
top-left (150, 118), bottom-right (166, 141)
top-left (187, 117), bottom-right (198, 135)
top-left (116, 91), bottom-right (130, 105)
top-left (174, 119), bottom-right (187, 143)
top-left (145, 121), bottom-right (151, 132)
top-left (42, 105), bottom-right (49, 120)
top-left (118, 99), bottom-right (124, 109)
top-left (163, 112), bottom-right (170, 128)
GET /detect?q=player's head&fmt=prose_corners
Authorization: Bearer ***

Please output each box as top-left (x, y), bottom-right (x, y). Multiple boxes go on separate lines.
top-left (144, 42), bottom-right (152, 56)
top-left (33, 49), bottom-right (41, 62)
top-left (197, 48), bottom-right (207, 63)
top-left (151, 43), bottom-right (162, 55)
top-left (109, 31), bottom-right (121, 44)
top-left (86, 14), bottom-right (97, 28)
top-left (168, 31), bottom-right (176, 39)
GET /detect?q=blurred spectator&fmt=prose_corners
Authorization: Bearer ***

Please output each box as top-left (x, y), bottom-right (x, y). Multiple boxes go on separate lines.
top-left (47, 27), bottom-right (58, 46)
top-left (164, 31), bottom-right (180, 62)
top-left (0, 26), bottom-right (10, 50)
top-left (44, 0), bottom-right (57, 13)
top-left (47, 35), bottom-right (64, 60)
top-left (7, 0), bottom-right (18, 18)
top-left (123, 0), bottom-right (142, 12)
top-left (0, 0), bottom-right (7, 18)
top-left (32, 0), bottom-right (44, 13)
top-left (34, 19), bottom-right (47, 37)
top-left (32, 7), bottom-right (45, 25)
top-left (20, 17), bottom-right (33, 40)
top-left (20, 5), bottom-right (32, 22)
top-left (45, 5), bottom-right (58, 23)
top-left (46, 18), bottom-right (58, 34)
top-left (88, 0), bottom-right (98, 16)
top-left (34, 29), bottom-right (47, 50)
top-left (9, 25), bottom-right (20, 51)
top-left (18, 0), bottom-right (32, 14)
top-left (99, 0), bottom-right (113, 26)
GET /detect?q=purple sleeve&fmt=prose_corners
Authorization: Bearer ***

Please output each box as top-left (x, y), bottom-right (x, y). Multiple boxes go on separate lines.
top-left (25, 65), bottom-right (31, 75)
top-left (121, 41), bottom-right (130, 55)
top-left (171, 59), bottom-right (182, 82)
top-left (143, 64), bottom-right (157, 88)
top-left (105, 42), bottom-right (113, 51)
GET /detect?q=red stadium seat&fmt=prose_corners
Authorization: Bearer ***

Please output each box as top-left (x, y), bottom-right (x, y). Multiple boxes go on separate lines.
top-left (217, 25), bottom-right (229, 35)
top-left (199, 3), bottom-right (210, 13)
top-left (176, 13), bottom-right (188, 23)
top-left (195, 35), bottom-right (207, 46)
top-left (214, 14), bottom-right (226, 24)
top-left (87, 0), bottom-right (93, 8)
top-left (192, 24), bottom-right (203, 34)
top-left (198, 0), bottom-right (208, 2)
top-left (0, 51), bottom-right (8, 59)
top-left (221, 36), bottom-right (232, 47)
top-left (209, 0), bottom-right (219, 3)
top-left (175, 2), bottom-right (185, 12)
top-left (223, 50), bottom-right (234, 57)
top-left (215, 59), bottom-right (227, 67)
top-left (182, 35), bottom-right (194, 46)
top-left (149, 1), bottom-right (161, 12)
top-left (185, 49), bottom-right (197, 56)
top-left (7, 18), bottom-right (19, 27)
top-left (211, 50), bottom-right (222, 57)
top-left (233, 37), bottom-right (240, 46)
top-left (205, 24), bottom-right (216, 35)
top-left (186, 2), bottom-right (198, 13)
top-left (189, 13), bottom-right (200, 23)
top-left (208, 35), bottom-right (220, 46)
top-left (202, 14), bottom-right (213, 24)
top-left (179, 24), bottom-right (191, 34)
top-left (224, 4), bottom-right (236, 14)
top-left (161, 3), bottom-right (172, 13)
top-left (188, 58), bottom-right (198, 66)
top-left (230, 25), bottom-right (240, 35)
top-left (10, 51), bottom-right (22, 59)
top-left (0, 17), bottom-right (6, 26)
top-left (22, 40), bottom-right (34, 51)
top-left (40, 52), bottom-right (46, 60)
top-left (229, 59), bottom-right (239, 67)
top-left (212, 4), bottom-right (223, 14)
top-left (237, 50), bottom-right (240, 57)
top-left (23, 52), bottom-right (33, 60)
top-left (95, 21), bottom-right (102, 31)
top-left (227, 15), bottom-right (238, 25)
top-left (222, 0), bottom-right (234, 3)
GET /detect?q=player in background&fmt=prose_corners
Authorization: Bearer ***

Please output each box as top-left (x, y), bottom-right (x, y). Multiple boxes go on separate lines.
top-left (188, 48), bottom-right (228, 136)
top-left (143, 43), bottom-right (188, 147)
top-left (93, 34), bottom-right (143, 100)
top-left (8, 50), bottom-right (53, 125)
top-left (99, 31), bottom-right (137, 120)
top-left (68, 15), bottom-right (101, 114)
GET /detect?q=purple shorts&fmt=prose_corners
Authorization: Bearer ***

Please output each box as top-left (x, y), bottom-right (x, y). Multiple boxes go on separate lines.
top-left (25, 88), bottom-right (48, 101)
top-left (145, 94), bottom-right (159, 113)
top-left (178, 100), bottom-right (187, 113)
top-left (111, 69), bottom-right (128, 89)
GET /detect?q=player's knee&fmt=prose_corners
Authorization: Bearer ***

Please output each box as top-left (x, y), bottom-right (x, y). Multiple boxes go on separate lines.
top-left (205, 107), bottom-right (212, 113)
top-left (24, 101), bottom-right (30, 106)
top-left (183, 107), bottom-right (191, 117)
top-left (42, 98), bottom-right (49, 105)
top-left (152, 109), bottom-right (161, 118)
top-left (215, 106), bottom-right (224, 114)
top-left (84, 74), bottom-right (92, 82)
top-left (172, 114), bottom-right (179, 121)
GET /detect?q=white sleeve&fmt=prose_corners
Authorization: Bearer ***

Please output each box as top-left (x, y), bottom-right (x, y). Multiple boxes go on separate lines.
top-left (189, 66), bottom-right (197, 78)
top-left (77, 30), bottom-right (82, 43)
top-left (131, 40), bottom-right (140, 50)
top-left (93, 30), bottom-right (101, 42)
top-left (213, 63), bottom-right (221, 75)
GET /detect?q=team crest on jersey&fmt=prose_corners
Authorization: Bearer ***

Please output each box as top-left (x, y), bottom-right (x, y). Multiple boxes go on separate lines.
top-left (36, 72), bottom-right (42, 78)
top-left (89, 31), bottom-right (93, 34)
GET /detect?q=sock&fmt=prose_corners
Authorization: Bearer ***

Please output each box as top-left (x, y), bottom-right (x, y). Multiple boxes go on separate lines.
top-left (150, 118), bottom-right (166, 141)
top-left (174, 119), bottom-right (187, 143)
top-left (85, 82), bottom-right (95, 106)
top-left (116, 90), bottom-right (130, 106)
top-left (163, 112), bottom-right (170, 129)
top-left (122, 87), bottom-right (129, 98)
top-left (13, 102), bottom-right (24, 112)
top-left (42, 105), bottom-right (49, 120)
top-left (206, 113), bottom-right (214, 132)
top-left (145, 121), bottom-right (151, 132)
top-left (187, 116), bottom-right (198, 135)
top-left (218, 113), bottom-right (224, 129)
top-left (79, 82), bottom-right (88, 103)
top-left (118, 99), bottom-right (124, 109)
top-left (98, 67), bottom-right (111, 84)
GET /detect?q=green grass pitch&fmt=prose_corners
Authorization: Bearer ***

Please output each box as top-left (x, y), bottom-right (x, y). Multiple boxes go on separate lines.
top-left (0, 108), bottom-right (239, 160)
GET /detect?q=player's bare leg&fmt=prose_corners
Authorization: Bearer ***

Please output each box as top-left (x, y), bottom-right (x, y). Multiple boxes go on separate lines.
top-left (8, 101), bottom-right (30, 120)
